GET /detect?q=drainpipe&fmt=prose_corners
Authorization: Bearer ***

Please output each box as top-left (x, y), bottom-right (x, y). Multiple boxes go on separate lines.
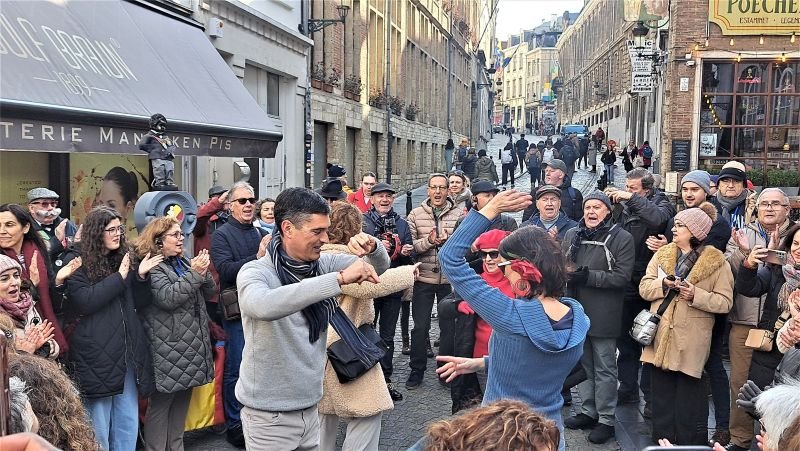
top-left (385, 0), bottom-right (392, 184)
top-left (447, 36), bottom-right (453, 139)
top-left (302, 0), bottom-right (312, 188)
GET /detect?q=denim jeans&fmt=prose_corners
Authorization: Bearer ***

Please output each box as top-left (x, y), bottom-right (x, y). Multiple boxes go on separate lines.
top-left (374, 293), bottom-right (403, 379)
top-left (410, 282), bottom-right (451, 374)
top-left (223, 317), bottom-right (245, 429)
top-left (604, 164), bottom-right (615, 183)
top-left (84, 365), bottom-right (139, 451)
top-left (529, 166), bottom-right (541, 187)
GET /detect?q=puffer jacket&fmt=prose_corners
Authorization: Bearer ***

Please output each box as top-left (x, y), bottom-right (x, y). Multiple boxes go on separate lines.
top-left (144, 257), bottom-right (216, 394)
top-left (407, 198), bottom-right (462, 284)
top-left (725, 219), bottom-right (793, 326)
top-left (318, 244), bottom-right (416, 418)
top-left (59, 248), bottom-right (155, 399)
top-left (475, 156), bottom-right (499, 183)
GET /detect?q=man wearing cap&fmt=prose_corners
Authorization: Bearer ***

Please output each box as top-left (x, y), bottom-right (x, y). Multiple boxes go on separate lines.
top-left (716, 161), bottom-right (757, 230)
top-left (562, 191), bottom-right (634, 444)
top-left (193, 186), bottom-right (230, 324)
top-left (317, 179), bottom-right (347, 204)
top-left (405, 174), bottom-right (463, 390)
top-left (347, 172), bottom-right (377, 213)
top-left (604, 168), bottom-right (675, 408)
top-left (26, 188), bottom-right (78, 259)
top-left (524, 185), bottom-right (577, 242)
top-left (522, 159), bottom-right (583, 222)
top-left (362, 182), bottom-right (414, 401)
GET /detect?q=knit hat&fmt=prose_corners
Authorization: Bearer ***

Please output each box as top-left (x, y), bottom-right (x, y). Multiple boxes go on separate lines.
top-left (680, 170), bottom-right (712, 195)
top-left (327, 163), bottom-right (346, 178)
top-left (583, 190), bottom-right (612, 211)
top-left (710, 175), bottom-right (720, 185)
top-left (473, 229), bottom-right (510, 251)
top-left (547, 159), bottom-right (568, 174)
top-left (674, 202), bottom-right (717, 241)
top-left (26, 187), bottom-right (58, 202)
top-left (0, 254), bottom-right (22, 275)
top-left (718, 161), bottom-right (746, 182)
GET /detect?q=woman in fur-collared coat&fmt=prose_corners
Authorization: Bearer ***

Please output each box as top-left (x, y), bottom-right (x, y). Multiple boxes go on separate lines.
top-left (639, 202), bottom-right (733, 446)
top-left (318, 202), bottom-right (417, 451)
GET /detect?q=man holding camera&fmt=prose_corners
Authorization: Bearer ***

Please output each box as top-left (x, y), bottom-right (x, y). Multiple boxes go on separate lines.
top-left (362, 183), bottom-right (414, 401)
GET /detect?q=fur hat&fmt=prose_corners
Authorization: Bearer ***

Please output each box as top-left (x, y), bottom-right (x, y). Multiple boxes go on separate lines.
top-left (0, 254), bottom-right (22, 275)
top-left (675, 202), bottom-right (717, 241)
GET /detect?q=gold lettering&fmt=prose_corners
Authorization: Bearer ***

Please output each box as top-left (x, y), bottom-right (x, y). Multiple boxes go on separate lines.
top-left (16, 18), bottom-right (48, 62)
top-left (192, 138), bottom-right (200, 148)
top-left (225, 140), bottom-right (231, 151)
top-left (210, 137), bottom-right (219, 148)
top-left (21, 123), bottom-right (33, 140)
top-left (119, 132), bottom-right (129, 145)
top-left (41, 125), bottom-right (53, 140)
top-left (181, 136), bottom-right (189, 148)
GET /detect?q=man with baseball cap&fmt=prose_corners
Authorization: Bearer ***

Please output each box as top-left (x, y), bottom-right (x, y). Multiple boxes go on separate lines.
top-left (522, 159), bottom-right (583, 222)
top-left (26, 187), bottom-right (77, 258)
top-left (524, 185), bottom-right (577, 242)
top-left (716, 161), bottom-right (757, 230)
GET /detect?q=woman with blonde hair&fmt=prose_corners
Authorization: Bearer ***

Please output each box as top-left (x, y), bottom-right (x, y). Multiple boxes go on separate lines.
top-left (136, 216), bottom-right (216, 451)
top-left (318, 201), bottom-right (417, 451)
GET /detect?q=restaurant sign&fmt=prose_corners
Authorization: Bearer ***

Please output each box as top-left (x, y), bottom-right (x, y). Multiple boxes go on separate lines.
top-left (708, 0), bottom-right (800, 35)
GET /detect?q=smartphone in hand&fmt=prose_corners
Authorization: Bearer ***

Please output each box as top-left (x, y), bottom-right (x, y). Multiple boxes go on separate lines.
top-left (764, 249), bottom-right (787, 265)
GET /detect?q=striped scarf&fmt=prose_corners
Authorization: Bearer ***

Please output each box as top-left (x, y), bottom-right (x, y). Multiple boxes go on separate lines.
top-left (267, 233), bottom-right (385, 368)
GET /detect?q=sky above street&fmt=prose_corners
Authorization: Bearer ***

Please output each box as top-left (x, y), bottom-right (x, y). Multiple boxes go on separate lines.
top-left (495, 0), bottom-right (585, 40)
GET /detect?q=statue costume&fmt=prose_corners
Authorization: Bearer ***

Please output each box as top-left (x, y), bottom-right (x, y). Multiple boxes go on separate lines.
top-left (139, 113), bottom-right (177, 189)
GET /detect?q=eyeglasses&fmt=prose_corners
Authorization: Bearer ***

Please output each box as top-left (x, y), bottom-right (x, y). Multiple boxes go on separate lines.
top-left (104, 226), bottom-right (125, 235)
top-left (758, 201), bottom-right (789, 210)
top-left (164, 231), bottom-right (183, 239)
top-left (31, 200), bottom-right (58, 208)
top-left (428, 185), bottom-right (448, 191)
top-left (481, 250), bottom-right (500, 259)
top-left (231, 197), bottom-right (256, 205)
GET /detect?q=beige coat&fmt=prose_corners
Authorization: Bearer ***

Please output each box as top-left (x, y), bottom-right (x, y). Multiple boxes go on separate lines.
top-left (317, 244), bottom-right (416, 418)
top-left (639, 244), bottom-right (734, 378)
top-left (406, 198), bottom-right (462, 284)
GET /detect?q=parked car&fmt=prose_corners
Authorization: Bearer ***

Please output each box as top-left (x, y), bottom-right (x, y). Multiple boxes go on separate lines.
top-left (561, 124), bottom-right (589, 138)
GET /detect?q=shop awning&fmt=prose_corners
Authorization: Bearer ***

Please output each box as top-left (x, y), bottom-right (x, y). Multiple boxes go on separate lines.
top-left (0, 0), bottom-right (282, 158)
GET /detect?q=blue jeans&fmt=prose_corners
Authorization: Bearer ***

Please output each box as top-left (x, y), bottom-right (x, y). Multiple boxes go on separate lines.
top-left (84, 366), bottom-right (139, 451)
top-left (223, 317), bottom-right (245, 429)
top-left (604, 164), bottom-right (615, 183)
top-left (444, 150), bottom-right (453, 171)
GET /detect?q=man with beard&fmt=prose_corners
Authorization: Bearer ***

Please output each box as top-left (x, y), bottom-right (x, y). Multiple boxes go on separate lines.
top-left (524, 185), bottom-right (577, 242)
top-left (562, 191), bottom-right (634, 444)
top-left (604, 168), bottom-right (675, 410)
top-left (362, 183), bottom-right (414, 401)
top-left (723, 187), bottom-right (793, 450)
top-left (210, 182), bottom-right (272, 447)
top-left (26, 188), bottom-right (78, 259)
top-left (405, 174), bottom-right (463, 390)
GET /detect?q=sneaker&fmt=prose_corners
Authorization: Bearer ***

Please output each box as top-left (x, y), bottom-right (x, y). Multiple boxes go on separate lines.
top-left (401, 345), bottom-right (410, 355)
top-left (564, 413), bottom-right (598, 430)
top-left (405, 371), bottom-right (423, 390)
top-left (225, 423), bottom-right (246, 448)
top-left (617, 390), bottom-right (640, 404)
top-left (387, 382), bottom-right (403, 401)
top-left (588, 424), bottom-right (615, 444)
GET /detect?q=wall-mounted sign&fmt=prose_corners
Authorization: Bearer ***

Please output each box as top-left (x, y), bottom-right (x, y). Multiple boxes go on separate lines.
top-left (627, 40), bottom-right (655, 93)
top-left (671, 139), bottom-right (691, 172)
top-left (708, 0), bottom-right (800, 35)
top-left (680, 78), bottom-right (690, 92)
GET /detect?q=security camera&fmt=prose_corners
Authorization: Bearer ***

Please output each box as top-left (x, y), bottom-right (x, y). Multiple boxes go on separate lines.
top-left (685, 60), bottom-right (696, 67)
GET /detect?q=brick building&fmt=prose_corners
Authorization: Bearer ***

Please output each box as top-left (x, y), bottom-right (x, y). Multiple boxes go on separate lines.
top-left (308, 0), bottom-right (491, 190)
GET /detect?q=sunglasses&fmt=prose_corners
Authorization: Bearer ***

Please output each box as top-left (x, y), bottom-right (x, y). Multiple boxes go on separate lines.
top-left (481, 250), bottom-right (500, 259)
top-left (232, 197), bottom-right (256, 205)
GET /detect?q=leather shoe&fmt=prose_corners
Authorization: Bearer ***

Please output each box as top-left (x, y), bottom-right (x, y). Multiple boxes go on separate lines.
top-left (426, 342), bottom-right (434, 358)
top-left (225, 423), bottom-right (246, 448)
top-left (401, 345), bottom-right (410, 355)
top-left (588, 424), bottom-right (615, 444)
top-left (387, 382), bottom-right (403, 401)
top-left (405, 371), bottom-right (423, 390)
top-left (564, 413), bottom-right (597, 430)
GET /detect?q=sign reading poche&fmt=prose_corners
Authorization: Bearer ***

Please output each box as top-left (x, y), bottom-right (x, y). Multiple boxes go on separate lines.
top-left (627, 40), bottom-right (654, 94)
top-left (709, 0), bottom-right (800, 35)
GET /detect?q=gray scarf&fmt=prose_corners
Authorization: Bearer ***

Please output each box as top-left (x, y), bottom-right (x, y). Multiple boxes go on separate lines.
top-left (716, 191), bottom-right (748, 219)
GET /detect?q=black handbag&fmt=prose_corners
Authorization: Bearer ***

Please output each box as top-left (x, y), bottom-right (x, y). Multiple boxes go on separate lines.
top-left (327, 324), bottom-right (387, 384)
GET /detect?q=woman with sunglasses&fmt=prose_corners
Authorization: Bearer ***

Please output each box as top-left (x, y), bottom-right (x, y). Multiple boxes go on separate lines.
top-left (56, 206), bottom-right (161, 450)
top-left (436, 190), bottom-right (590, 451)
top-left (136, 217), bottom-right (215, 451)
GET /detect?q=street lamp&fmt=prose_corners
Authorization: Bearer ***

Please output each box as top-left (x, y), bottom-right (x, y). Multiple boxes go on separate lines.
top-left (304, 0), bottom-right (350, 34)
top-left (631, 21), bottom-right (649, 46)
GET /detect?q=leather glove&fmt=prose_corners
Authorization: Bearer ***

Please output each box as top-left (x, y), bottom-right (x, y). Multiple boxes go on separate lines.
top-left (569, 266), bottom-right (590, 286)
top-left (735, 380), bottom-right (762, 418)
top-left (457, 301), bottom-right (475, 315)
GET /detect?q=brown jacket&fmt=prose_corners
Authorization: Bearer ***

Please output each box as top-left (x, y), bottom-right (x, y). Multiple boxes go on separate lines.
top-left (639, 244), bottom-right (734, 378)
top-left (318, 244), bottom-right (417, 418)
top-left (406, 198), bottom-right (462, 284)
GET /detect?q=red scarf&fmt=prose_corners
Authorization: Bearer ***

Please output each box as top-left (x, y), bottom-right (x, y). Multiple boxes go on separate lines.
top-left (0, 290), bottom-right (32, 328)
top-left (4, 242), bottom-right (68, 351)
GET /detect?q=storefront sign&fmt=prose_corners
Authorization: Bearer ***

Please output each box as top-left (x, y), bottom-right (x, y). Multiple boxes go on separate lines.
top-left (708, 0), bottom-right (800, 35)
top-left (627, 40), bottom-right (655, 93)
top-left (671, 139), bottom-right (691, 171)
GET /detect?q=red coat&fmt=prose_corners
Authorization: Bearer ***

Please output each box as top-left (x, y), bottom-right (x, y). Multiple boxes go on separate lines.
top-left (346, 189), bottom-right (371, 213)
top-left (193, 198), bottom-right (225, 302)
top-left (471, 267), bottom-right (514, 358)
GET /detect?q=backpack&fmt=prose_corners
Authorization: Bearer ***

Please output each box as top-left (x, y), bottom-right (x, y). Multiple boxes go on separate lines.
top-left (570, 224), bottom-right (620, 270)
top-left (561, 145), bottom-right (578, 165)
top-left (643, 145), bottom-right (653, 159)
top-left (501, 147), bottom-right (513, 164)
top-left (526, 149), bottom-right (541, 168)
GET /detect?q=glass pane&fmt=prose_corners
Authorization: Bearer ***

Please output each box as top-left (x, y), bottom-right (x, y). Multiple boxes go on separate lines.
top-left (735, 95), bottom-right (766, 126)
top-left (734, 127), bottom-right (765, 157)
top-left (736, 63), bottom-right (768, 93)
top-left (701, 94), bottom-right (733, 127)
top-left (766, 127), bottom-right (800, 156)
top-left (703, 62), bottom-right (734, 92)
top-left (699, 127), bottom-right (732, 158)
top-left (772, 62), bottom-right (798, 94)
top-left (771, 95), bottom-right (799, 126)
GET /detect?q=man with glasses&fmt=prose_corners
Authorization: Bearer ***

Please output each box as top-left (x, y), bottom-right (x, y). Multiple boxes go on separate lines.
top-left (716, 161), bottom-right (757, 231)
top-left (210, 181), bottom-right (272, 448)
top-left (723, 187), bottom-right (793, 451)
top-left (26, 187), bottom-right (78, 259)
top-left (347, 172), bottom-right (378, 213)
top-left (405, 174), bottom-right (463, 390)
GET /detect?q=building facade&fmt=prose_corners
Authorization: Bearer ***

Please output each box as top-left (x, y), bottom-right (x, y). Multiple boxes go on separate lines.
top-left (308, 0), bottom-right (483, 190)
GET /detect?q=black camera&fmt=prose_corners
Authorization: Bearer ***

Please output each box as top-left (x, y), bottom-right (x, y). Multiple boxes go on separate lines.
top-left (377, 216), bottom-right (400, 259)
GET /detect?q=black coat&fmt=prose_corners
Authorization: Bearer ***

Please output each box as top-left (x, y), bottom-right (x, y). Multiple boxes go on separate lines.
top-left (60, 249), bottom-right (155, 399)
top-left (438, 292), bottom-right (481, 413)
top-left (362, 208), bottom-right (414, 269)
top-left (210, 217), bottom-right (263, 291)
top-left (613, 190), bottom-right (676, 281)
top-left (522, 177), bottom-right (583, 222)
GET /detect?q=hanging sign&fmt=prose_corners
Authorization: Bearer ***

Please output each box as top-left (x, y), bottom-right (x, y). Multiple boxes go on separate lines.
top-left (627, 40), bottom-right (655, 93)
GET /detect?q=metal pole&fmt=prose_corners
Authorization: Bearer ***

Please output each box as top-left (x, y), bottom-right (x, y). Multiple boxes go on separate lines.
top-left (384, 0), bottom-right (392, 184)
top-left (302, 0), bottom-right (312, 188)
top-left (447, 36), bottom-right (452, 139)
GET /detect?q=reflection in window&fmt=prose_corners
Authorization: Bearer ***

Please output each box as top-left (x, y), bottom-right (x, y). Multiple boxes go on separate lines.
top-left (772, 63), bottom-right (796, 126)
top-left (736, 64), bottom-right (767, 93)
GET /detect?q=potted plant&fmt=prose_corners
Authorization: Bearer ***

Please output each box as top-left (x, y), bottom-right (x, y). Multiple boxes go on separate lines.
top-left (310, 62), bottom-right (325, 90)
top-left (405, 101), bottom-right (421, 120)
top-left (324, 67), bottom-right (341, 93)
top-left (389, 96), bottom-right (404, 116)
top-left (368, 88), bottom-right (387, 108)
top-left (343, 74), bottom-right (363, 101)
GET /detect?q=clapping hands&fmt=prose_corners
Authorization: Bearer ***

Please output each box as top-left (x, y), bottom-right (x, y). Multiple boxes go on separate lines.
top-left (190, 249), bottom-right (211, 275)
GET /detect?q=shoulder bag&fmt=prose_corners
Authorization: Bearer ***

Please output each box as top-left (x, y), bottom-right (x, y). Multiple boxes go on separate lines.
top-left (745, 311), bottom-right (791, 352)
top-left (327, 323), bottom-right (387, 383)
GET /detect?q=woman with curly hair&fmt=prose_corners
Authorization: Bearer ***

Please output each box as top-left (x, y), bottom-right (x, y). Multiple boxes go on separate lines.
top-left (411, 399), bottom-right (560, 451)
top-left (318, 202), bottom-right (417, 451)
top-left (135, 217), bottom-right (215, 450)
top-left (9, 352), bottom-right (98, 450)
top-left (55, 206), bottom-right (161, 450)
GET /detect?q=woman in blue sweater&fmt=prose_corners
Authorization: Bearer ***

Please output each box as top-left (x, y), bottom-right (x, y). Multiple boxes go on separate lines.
top-left (437, 190), bottom-right (590, 451)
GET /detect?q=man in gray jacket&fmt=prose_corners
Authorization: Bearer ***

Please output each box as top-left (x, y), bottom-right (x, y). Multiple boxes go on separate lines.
top-left (236, 188), bottom-right (389, 449)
